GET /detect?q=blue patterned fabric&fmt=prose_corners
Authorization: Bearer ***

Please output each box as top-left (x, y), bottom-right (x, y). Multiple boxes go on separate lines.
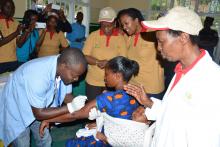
top-left (96, 90), bottom-right (139, 120)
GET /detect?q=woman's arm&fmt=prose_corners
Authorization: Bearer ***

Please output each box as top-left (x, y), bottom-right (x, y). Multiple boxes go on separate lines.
top-left (85, 55), bottom-right (98, 65)
top-left (85, 55), bottom-right (107, 69)
top-left (0, 24), bottom-right (23, 47)
top-left (17, 23), bottom-right (36, 48)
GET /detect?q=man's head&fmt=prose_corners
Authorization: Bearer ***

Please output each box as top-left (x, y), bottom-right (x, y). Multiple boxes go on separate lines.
top-left (142, 6), bottom-right (203, 62)
top-left (99, 7), bottom-right (116, 36)
top-left (76, 12), bottom-right (83, 23)
top-left (57, 48), bottom-right (87, 85)
top-left (1, 0), bottom-right (15, 18)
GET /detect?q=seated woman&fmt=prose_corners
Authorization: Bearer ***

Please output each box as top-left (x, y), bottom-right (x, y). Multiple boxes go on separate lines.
top-left (40, 56), bottom-right (140, 145)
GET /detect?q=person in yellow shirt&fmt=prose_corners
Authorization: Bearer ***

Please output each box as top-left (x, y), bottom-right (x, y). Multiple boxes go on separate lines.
top-left (36, 14), bottom-right (69, 57)
top-left (83, 7), bottom-right (127, 100)
top-left (0, 0), bottom-right (23, 74)
top-left (119, 8), bottom-right (164, 99)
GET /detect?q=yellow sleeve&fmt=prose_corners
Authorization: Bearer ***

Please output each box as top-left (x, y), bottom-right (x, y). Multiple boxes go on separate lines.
top-left (59, 31), bottom-right (69, 48)
top-left (82, 31), bottom-right (96, 56)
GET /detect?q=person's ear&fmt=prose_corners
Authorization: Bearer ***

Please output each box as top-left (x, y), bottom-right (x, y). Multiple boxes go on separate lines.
top-left (180, 32), bottom-right (190, 45)
top-left (134, 18), bottom-right (139, 24)
top-left (115, 72), bottom-right (123, 81)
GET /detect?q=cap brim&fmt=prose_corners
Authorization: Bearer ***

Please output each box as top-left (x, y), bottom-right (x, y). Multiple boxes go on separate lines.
top-left (141, 20), bottom-right (169, 31)
top-left (98, 18), bottom-right (115, 23)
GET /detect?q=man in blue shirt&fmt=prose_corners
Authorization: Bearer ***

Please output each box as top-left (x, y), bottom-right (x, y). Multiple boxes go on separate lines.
top-left (67, 12), bottom-right (86, 50)
top-left (0, 48), bottom-right (87, 147)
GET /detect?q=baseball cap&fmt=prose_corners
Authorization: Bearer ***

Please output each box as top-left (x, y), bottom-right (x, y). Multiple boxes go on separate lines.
top-left (98, 7), bottom-right (116, 23)
top-left (142, 6), bottom-right (203, 35)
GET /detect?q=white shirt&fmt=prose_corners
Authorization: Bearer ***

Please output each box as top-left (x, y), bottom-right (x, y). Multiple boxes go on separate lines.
top-left (145, 51), bottom-right (220, 147)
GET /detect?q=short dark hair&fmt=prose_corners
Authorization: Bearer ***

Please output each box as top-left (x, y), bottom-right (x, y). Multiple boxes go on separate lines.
top-left (1, 0), bottom-right (15, 16)
top-left (22, 10), bottom-right (38, 27)
top-left (58, 48), bottom-right (87, 69)
top-left (106, 56), bottom-right (139, 82)
top-left (118, 8), bottom-right (144, 22)
top-left (167, 30), bottom-right (200, 45)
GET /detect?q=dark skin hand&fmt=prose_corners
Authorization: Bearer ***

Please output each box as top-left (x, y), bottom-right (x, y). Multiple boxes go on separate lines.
top-left (96, 132), bottom-right (108, 144)
top-left (124, 84), bottom-right (153, 108)
top-left (97, 60), bottom-right (108, 69)
top-left (16, 23), bottom-right (36, 48)
top-left (59, 9), bottom-right (67, 22)
top-left (0, 24), bottom-right (23, 47)
top-left (86, 122), bottom-right (97, 129)
top-left (40, 99), bottom-right (96, 137)
top-left (85, 55), bottom-right (108, 69)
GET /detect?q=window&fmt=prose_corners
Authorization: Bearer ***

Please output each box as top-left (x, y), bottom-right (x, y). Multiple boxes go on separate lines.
top-left (147, 0), bottom-right (220, 33)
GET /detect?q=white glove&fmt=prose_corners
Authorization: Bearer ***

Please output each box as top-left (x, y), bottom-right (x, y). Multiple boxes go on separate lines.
top-left (88, 107), bottom-right (101, 120)
top-left (76, 128), bottom-right (97, 138)
top-left (67, 95), bottom-right (87, 113)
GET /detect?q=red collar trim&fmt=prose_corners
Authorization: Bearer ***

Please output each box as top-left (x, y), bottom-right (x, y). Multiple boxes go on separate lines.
top-left (170, 49), bottom-right (206, 92)
top-left (46, 29), bottom-right (55, 40)
top-left (134, 27), bottom-right (147, 47)
top-left (99, 29), bottom-right (119, 47)
top-left (174, 49), bottom-right (206, 75)
top-left (0, 15), bottom-right (14, 29)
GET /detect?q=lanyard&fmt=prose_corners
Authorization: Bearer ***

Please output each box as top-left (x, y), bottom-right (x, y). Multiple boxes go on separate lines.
top-left (54, 77), bottom-right (62, 106)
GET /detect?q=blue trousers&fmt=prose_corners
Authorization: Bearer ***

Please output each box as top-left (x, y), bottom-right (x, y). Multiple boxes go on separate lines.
top-left (12, 120), bottom-right (52, 147)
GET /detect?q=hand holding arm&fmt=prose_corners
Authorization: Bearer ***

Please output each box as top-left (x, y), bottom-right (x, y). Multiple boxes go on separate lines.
top-left (124, 84), bottom-right (153, 108)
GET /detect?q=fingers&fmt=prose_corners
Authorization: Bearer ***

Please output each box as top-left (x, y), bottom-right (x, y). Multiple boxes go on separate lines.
top-left (39, 122), bottom-right (49, 138)
top-left (124, 84), bottom-right (140, 95)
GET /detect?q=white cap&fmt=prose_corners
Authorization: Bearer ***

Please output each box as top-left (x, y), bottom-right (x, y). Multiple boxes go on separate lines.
top-left (98, 7), bottom-right (116, 23)
top-left (142, 6), bottom-right (203, 35)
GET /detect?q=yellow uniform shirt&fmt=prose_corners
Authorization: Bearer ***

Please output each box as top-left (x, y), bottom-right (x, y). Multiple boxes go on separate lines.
top-left (126, 29), bottom-right (164, 94)
top-left (83, 29), bottom-right (127, 87)
top-left (38, 30), bottom-right (69, 57)
top-left (0, 17), bottom-right (18, 63)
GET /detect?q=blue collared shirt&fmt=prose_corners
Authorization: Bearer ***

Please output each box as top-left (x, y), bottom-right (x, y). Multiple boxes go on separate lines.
top-left (16, 29), bottom-right (39, 62)
top-left (0, 56), bottom-right (72, 146)
top-left (66, 22), bottom-right (85, 50)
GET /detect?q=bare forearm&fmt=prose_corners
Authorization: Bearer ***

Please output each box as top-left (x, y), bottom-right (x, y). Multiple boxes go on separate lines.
top-left (0, 31), bottom-right (19, 47)
top-left (85, 55), bottom-right (98, 65)
top-left (44, 99), bottom-right (96, 123)
top-left (45, 113), bottom-right (77, 123)
top-left (32, 105), bottom-right (69, 121)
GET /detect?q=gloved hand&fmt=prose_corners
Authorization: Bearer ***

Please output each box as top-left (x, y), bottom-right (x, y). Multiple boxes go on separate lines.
top-left (67, 95), bottom-right (87, 113)
top-left (88, 107), bottom-right (101, 120)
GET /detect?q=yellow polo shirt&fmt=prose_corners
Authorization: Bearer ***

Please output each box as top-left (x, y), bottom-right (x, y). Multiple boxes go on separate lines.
top-left (0, 17), bottom-right (18, 63)
top-left (38, 30), bottom-right (69, 57)
top-left (83, 29), bottom-right (127, 87)
top-left (126, 30), bottom-right (164, 94)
